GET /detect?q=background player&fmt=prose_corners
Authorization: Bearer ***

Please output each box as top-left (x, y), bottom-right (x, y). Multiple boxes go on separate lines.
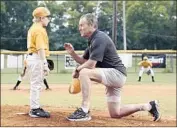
top-left (13, 57), bottom-right (51, 90)
top-left (138, 56), bottom-right (155, 82)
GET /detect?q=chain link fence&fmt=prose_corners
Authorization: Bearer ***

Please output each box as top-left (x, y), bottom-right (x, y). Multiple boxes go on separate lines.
top-left (1, 52), bottom-right (176, 74)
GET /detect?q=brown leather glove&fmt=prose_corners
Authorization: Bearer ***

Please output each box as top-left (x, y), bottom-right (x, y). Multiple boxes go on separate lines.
top-left (69, 78), bottom-right (81, 94)
top-left (147, 70), bottom-right (151, 75)
top-left (47, 59), bottom-right (54, 70)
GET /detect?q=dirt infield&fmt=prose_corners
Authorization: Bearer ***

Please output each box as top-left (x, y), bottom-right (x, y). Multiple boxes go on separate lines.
top-left (1, 84), bottom-right (176, 127)
top-left (1, 105), bottom-right (176, 127)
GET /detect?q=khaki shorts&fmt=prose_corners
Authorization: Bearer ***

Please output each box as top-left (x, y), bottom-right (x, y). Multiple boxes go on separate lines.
top-left (99, 68), bottom-right (126, 103)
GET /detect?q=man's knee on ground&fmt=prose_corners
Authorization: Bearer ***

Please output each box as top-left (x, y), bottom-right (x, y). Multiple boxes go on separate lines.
top-left (108, 101), bottom-right (122, 118)
top-left (109, 113), bottom-right (122, 118)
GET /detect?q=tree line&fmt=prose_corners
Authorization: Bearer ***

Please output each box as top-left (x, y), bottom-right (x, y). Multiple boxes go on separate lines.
top-left (1, 1), bottom-right (176, 51)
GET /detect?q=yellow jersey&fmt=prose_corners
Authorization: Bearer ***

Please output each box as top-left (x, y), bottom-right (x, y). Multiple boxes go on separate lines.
top-left (138, 60), bottom-right (152, 68)
top-left (27, 22), bottom-right (49, 57)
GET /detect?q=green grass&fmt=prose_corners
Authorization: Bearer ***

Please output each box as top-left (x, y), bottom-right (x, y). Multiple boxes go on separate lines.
top-left (1, 72), bottom-right (176, 85)
top-left (126, 72), bottom-right (176, 86)
top-left (1, 83), bottom-right (176, 117)
top-left (1, 73), bottom-right (72, 84)
top-left (1, 72), bottom-right (176, 118)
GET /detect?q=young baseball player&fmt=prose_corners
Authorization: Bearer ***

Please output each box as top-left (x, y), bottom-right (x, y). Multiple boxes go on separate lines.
top-left (25, 6), bottom-right (51, 118)
top-left (64, 13), bottom-right (160, 122)
top-left (138, 56), bottom-right (155, 82)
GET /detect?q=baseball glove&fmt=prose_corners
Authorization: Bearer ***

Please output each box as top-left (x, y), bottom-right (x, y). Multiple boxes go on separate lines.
top-left (147, 70), bottom-right (151, 75)
top-left (47, 59), bottom-right (54, 70)
top-left (69, 78), bottom-right (81, 94)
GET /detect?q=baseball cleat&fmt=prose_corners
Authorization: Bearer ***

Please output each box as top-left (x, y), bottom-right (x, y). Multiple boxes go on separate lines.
top-left (29, 108), bottom-right (50, 118)
top-left (149, 100), bottom-right (161, 121)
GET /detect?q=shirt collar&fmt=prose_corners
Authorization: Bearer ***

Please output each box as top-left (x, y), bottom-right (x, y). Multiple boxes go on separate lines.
top-left (88, 29), bottom-right (98, 46)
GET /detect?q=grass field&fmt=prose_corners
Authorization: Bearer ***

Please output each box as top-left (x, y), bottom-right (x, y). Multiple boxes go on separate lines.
top-left (1, 72), bottom-right (176, 85)
top-left (1, 72), bottom-right (176, 116)
top-left (1, 71), bottom-right (176, 126)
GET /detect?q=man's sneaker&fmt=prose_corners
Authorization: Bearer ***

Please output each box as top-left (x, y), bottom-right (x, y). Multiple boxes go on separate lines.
top-left (149, 100), bottom-right (161, 121)
top-left (66, 108), bottom-right (91, 121)
top-left (29, 108), bottom-right (50, 118)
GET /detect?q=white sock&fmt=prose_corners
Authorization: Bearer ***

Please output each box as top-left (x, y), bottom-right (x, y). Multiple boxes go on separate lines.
top-left (140, 103), bottom-right (152, 111)
top-left (81, 107), bottom-right (89, 113)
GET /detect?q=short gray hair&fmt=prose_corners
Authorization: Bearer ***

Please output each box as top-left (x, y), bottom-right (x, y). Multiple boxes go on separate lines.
top-left (80, 13), bottom-right (98, 29)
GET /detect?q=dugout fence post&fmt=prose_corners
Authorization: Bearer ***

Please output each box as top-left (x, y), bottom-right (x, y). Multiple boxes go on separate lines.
top-left (170, 54), bottom-right (174, 73)
top-left (57, 55), bottom-right (59, 73)
top-left (17, 55), bottom-right (18, 74)
top-left (135, 53), bottom-right (137, 73)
